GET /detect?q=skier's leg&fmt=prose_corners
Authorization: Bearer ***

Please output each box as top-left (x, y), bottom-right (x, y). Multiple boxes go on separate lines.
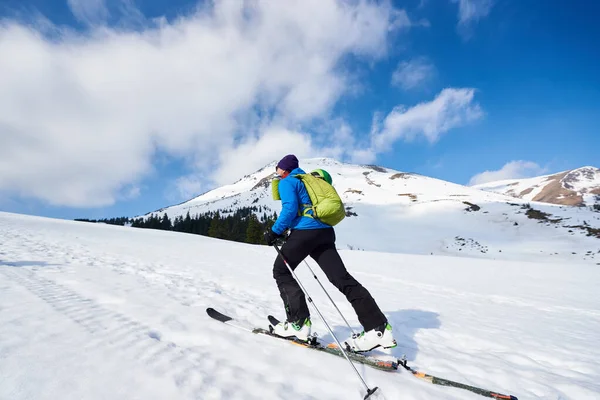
top-left (310, 228), bottom-right (396, 351)
top-left (272, 230), bottom-right (314, 322)
top-left (309, 229), bottom-right (387, 331)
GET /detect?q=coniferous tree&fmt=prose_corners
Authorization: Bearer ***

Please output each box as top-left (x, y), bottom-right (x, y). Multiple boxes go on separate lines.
top-left (208, 211), bottom-right (224, 238)
top-left (246, 214), bottom-right (264, 244)
top-left (184, 211), bottom-right (192, 232)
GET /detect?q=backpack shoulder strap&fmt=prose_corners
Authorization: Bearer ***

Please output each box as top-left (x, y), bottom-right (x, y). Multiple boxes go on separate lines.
top-left (293, 174), bottom-right (318, 218)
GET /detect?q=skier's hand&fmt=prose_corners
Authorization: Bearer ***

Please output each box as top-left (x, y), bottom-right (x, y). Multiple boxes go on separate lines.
top-left (264, 229), bottom-right (283, 246)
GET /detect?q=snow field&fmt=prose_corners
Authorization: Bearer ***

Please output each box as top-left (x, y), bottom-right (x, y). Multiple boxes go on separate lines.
top-left (1, 211), bottom-right (599, 399)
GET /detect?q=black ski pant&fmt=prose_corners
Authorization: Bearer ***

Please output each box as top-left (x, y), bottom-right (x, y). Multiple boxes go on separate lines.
top-left (272, 227), bottom-right (387, 332)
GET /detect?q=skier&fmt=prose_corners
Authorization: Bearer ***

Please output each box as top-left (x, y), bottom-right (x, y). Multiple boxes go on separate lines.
top-left (263, 154), bottom-right (397, 352)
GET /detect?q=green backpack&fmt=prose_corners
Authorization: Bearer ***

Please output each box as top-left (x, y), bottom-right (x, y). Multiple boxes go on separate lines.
top-left (295, 173), bottom-right (346, 226)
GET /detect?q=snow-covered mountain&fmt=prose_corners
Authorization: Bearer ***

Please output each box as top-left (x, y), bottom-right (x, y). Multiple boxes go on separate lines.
top-left (473, 166), bottom-right (600, 207)
top-left (144, 158), bottom-right (600, 264)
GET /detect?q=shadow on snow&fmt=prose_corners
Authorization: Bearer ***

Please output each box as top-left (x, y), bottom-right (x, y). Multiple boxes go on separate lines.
top-left (0, 260), bottom-right (57, 268)
top-left (318, 308), bottom-right (441, 362)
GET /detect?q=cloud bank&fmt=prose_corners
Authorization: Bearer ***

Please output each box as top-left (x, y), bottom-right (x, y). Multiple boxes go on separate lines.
top-left (469, 161), bottom-right (547, 186)
top-left (370, 88), bottom-right (483, 152)
top-left (0, 0), bottom-right (484, 207)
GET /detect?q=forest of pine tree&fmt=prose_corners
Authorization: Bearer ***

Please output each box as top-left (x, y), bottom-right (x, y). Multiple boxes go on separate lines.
top-left (74, 217), bottom-right (130, 226)
top-left (76, 206), bottom-right (279, 245)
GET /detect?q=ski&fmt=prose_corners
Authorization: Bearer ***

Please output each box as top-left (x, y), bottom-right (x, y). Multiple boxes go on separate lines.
top-left (206, 307), bottom-right (397, 371)
top-left (206, 307), bottom-right (518, 400)
top-left (397, 357), bottom-right (518, 399)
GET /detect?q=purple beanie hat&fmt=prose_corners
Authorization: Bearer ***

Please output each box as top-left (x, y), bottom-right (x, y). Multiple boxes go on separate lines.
top-left (276, 154), bottom-right (299, 172)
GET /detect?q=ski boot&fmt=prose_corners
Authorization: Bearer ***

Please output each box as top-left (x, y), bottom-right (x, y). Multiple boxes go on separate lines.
top-left (345, 322), bottom-right (397, 353)
top-left (270, 317), bottom-right (312, 342)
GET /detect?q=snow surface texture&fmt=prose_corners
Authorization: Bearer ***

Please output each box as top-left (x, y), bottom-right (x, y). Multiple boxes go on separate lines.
top-left (145, 158), bottom-right (600, 264)
top-left (1, 211), bottom-right (599, 399)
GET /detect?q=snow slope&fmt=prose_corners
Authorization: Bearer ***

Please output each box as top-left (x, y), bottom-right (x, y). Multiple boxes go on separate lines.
top-left (145, 158), bottom-right (600, 265)
top-left (1, 211), bottom-right (599, 400)
top-left (473, 167), bottom-right (600, 207)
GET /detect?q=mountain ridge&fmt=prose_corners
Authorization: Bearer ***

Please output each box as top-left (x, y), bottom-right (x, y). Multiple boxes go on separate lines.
top-left (473, 166), bottom-right (600, 207)
top-left (140, 157), bottom-right (600, 264)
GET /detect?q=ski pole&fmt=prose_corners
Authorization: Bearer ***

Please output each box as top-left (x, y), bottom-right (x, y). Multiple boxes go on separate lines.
top-left (273, 244), bottom-right (379, 400)
top-left (300, 258), bottom-right (357, 336)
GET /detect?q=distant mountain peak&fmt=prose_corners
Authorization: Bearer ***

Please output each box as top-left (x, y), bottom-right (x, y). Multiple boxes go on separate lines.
top-left (475, 166), bottom-right (600, 207)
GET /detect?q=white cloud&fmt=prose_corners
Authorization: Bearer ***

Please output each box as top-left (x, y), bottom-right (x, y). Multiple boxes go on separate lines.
top-left (308, 119), bottom-right (364, 163)
top-left (370, 88), bottom-right (483, 152)
top-left (174, 176), bottom-right (203, 200)
top-left (349, 148), bottom-right (378, 164)
top-left (451, 0), bottom-right (494, 25)
top-left (218, 87), bottom-right (485, 185)
top-left (391, 57), bottom-right (435, 90)
top-left (214, 127), bottom-right (315, 185)
top-left (0, 0), bottom-right (410, 207)
top-left (67, 0), bottom-right (109, 26)
top-left (468, 161), bottom-right (547, 186)
top-left (326, 122), bottom-right (377, 164)
top-left (67, 0), bottom-right (144, 27)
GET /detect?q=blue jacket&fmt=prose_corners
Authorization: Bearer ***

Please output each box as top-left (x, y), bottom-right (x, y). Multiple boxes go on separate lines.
top-left (271, 167), bottom-right (332, 235)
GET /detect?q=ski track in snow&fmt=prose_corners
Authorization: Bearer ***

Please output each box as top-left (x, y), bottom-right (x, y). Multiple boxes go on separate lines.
top-left (0, 269), bottom-right (293, 400)
top-left (1, 212), bottom-right (600, 399)
top-left (0, 223), bottom-right (306, 399)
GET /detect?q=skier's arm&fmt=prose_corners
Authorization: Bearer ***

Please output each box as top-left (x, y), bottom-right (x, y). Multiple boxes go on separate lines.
top-left (271, 179), bottom-right (299, 235)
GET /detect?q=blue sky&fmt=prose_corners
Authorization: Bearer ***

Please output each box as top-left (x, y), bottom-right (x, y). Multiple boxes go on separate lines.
top-left (0, 0), bottom-right (598, 220)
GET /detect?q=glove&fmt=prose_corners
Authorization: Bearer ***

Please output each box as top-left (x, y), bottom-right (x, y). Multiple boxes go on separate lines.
top-left (264, 229), bottom-right (283, 246)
